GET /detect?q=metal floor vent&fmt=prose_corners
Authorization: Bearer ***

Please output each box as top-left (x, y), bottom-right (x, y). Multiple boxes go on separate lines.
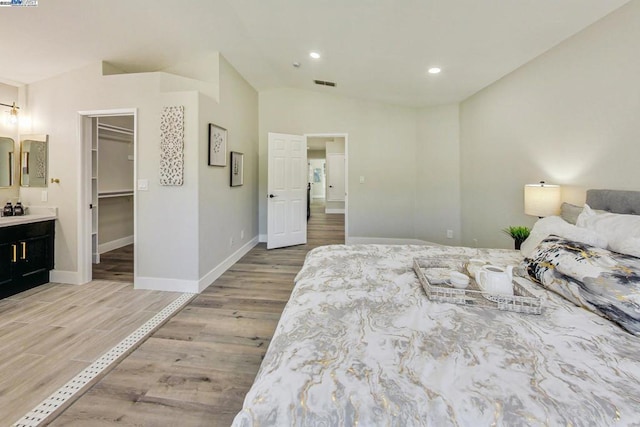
top-left (313, 79), bottom-right (337, 87)
top-left (13, 292), bottom-right (196, 427)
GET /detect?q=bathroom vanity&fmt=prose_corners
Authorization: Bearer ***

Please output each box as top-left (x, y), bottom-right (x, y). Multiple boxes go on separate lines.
top-left (0, 213), bottom-right (56, 299)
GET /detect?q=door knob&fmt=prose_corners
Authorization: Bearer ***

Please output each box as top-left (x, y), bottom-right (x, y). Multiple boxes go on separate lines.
top-left (269, 194), bottom-right (277, 198)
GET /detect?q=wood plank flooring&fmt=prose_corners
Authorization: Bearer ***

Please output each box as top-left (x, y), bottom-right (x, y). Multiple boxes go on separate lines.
top-left (49, 202), bottom-right (345, 426)
top-left (93, 244), bottom-right (134, 283)
top-left (0, 281), bottom-right (183, 426)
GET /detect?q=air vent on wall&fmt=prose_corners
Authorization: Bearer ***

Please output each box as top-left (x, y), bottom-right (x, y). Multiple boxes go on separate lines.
top-left (314, 79), bottom-right (337, 87)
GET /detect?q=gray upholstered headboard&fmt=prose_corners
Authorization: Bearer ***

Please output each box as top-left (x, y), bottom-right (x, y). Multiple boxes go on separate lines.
top-left (586, 189), bottom-right (640, 215)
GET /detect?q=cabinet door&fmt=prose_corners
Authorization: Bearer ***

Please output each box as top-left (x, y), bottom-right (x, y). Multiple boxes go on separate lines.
top-left (0, 241), bottom-right (14, 287)
top-left (15, 235), bottom-right (51, 280)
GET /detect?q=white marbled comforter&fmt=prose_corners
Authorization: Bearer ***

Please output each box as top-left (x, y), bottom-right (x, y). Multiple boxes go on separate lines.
top-left (232, 244), bottom-right (640, 426)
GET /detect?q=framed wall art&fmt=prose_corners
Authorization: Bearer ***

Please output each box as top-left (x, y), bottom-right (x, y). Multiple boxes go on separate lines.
top-left (230, 151), bottom-right (244, 187)
top-left (208, 123), bottom-right (227, 166)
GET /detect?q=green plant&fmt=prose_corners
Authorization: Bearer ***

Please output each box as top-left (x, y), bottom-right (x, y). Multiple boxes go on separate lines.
top-left (502, 226), bottom-right (531, 250)
top-left (502, 226), bottom-right (531, 241)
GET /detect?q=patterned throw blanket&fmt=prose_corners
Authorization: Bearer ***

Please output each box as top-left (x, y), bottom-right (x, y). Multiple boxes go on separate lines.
top-left (523, 235), bottom-right (640, 335)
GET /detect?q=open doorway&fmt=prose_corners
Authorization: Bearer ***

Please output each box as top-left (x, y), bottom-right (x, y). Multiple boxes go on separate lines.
top-left (78, 109), bottom-right (137, 285)
top-left (305, 134), bottom-right (348, 239)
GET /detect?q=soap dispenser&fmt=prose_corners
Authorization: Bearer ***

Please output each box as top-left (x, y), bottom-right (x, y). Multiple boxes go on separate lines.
top-left (13, 201), bottom-right (24, 216)
top-left (2, 201), bottom-right (13, 217)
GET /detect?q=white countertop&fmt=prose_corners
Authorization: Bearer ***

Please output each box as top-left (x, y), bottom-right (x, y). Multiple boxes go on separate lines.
top-left (0, 207), bottom-right (57, 228)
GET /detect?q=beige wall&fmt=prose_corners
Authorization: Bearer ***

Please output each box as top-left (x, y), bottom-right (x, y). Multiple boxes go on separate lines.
top-left (259, 88), bottom-right (418, 241)
top-left (460, 1), bottom-right (640, 248)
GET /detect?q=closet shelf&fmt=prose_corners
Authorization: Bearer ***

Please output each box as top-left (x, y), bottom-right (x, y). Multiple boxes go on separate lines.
top-left (98, 189), bottom-right (134, 199)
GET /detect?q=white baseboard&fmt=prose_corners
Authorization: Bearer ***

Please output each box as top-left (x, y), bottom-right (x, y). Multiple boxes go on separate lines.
top-left (135, 276), bottom-right (200, 293)
top-left (50, 269), bottom-right (84, 285)
top-left (198, 236), bottom-right (259, 292)
top-left (325, 208), bottom-right (345, 214)
top-left (346, 237), bottom-right (440, 246)
top-left (259, 233), bottom-right (267, 243)
top-left (99, 235), bottom-right (134, 254)
top-left (135, 236), bottom-right (259, 293)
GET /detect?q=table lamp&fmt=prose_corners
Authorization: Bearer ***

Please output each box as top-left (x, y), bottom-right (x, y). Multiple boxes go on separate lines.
top-left (524, 181), bottom-right (561, 217)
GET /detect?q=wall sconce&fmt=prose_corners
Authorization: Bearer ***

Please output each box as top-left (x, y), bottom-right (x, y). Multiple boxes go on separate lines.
top-left (1, 102), bottom-right (20, 124)
top-left (524, 181), bottom-right (561, 217)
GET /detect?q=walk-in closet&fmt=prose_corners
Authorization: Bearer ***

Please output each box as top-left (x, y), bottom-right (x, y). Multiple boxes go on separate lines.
top-left (91, 115), bottom-right (134, 281)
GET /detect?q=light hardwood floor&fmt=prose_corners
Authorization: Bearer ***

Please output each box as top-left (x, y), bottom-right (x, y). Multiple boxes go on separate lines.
top-left (49, 201), bottom-right (345, 426)
top-left (0, 281), bottom-right (183, 426)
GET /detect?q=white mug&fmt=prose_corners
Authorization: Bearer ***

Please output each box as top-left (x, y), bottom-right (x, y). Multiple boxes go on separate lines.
top-left (475, 265), bottom-right (514, 295)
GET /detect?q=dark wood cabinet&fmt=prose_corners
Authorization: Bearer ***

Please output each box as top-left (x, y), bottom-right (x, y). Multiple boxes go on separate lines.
top-left (0, 219), bottom-right (55, 299)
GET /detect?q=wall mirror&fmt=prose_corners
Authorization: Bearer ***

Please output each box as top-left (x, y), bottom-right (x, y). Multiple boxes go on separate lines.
top-left (0, 136), bottom-right (15, 188)
top-left (20, 134), bottom-right (49, 187)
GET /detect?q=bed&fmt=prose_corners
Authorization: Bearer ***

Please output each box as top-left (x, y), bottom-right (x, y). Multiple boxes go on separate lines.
top-left (232, 190), bottom-right (640, 426)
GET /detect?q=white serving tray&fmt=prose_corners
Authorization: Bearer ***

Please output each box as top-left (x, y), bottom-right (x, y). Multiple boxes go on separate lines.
top-left (413, 256), bottom-right (542, 315)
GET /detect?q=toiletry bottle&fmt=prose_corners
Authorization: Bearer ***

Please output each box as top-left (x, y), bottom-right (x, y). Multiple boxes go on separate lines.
top-left (3, 201), bottom-right (13, 217)
top-left (13, 201), bottom-right (24, 216)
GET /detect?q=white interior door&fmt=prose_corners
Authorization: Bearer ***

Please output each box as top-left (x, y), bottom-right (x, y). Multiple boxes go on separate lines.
top-left (267, 132), bottom-right (307, 249)
top-left (326, 153), bottom-right (345, 202)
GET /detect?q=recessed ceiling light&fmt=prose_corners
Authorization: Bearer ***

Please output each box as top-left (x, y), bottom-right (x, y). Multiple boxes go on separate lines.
top-left (309, 51), bottom-right (321, 59)
top-left (428, 67), bottom-right (442, 74)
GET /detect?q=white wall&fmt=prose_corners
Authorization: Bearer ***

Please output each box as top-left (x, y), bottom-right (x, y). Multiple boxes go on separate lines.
top-left (259, 88), bottom-right (418, 241)
top-left (415, 104), bottom-right (461, 245)
top-left (98, 197), bottom-right (133, 247)
top-left (197, 56), bottom-right (258, 283)
top-left (460, 1), bottom-right (640, 248)
top-left (22, 54), bottom-right (258, 291)
top-left (23, 65), bottom-right (201, 282)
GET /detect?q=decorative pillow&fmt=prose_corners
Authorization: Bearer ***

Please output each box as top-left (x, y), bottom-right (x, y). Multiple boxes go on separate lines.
top-left (520, 215), bottom-right (608, 258)
top-left (522, 236), bottom-right (640, 335)
top-left (560, 202), bottom-right (583, 225)
top-left (576, 204), bottom-right (640, 257)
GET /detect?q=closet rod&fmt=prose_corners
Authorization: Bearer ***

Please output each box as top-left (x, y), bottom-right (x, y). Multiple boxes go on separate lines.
top-left (97, 123), bottom-right (134, 136)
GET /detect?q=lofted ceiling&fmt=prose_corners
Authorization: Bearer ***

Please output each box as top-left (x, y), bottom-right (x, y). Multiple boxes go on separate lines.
top-left (0, 0), bottom-right (630, 107)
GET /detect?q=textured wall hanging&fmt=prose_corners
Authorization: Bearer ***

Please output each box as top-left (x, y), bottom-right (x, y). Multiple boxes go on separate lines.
top-left (160, 106), bottom-right (184, 186)
top-left (208, 123), bottom-right (227, 166)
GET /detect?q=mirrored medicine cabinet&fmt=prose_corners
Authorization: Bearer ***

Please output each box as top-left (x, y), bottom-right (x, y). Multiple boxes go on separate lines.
top-left (20, 134), bottom-right (49, 188)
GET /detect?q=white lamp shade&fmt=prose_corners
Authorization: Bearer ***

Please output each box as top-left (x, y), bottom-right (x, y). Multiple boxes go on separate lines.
top-left (524, 183), bottom-right (561, 217)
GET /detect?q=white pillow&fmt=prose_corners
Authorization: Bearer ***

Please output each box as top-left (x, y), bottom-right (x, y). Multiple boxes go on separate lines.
top-left (615, 237), bottom-right (640, 258)
top-left (575, 203), bottom-right (597, 227)
top-left (576, 204), bottom-right (640, 257)
top-left (520, 215), bottom-right (608, 258)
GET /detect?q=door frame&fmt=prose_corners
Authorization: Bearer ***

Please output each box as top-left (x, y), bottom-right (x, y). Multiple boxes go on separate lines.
top-left (304, 133), bottom-right (348, 241)
top-left (77, 108), bottom-right (137, 285)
